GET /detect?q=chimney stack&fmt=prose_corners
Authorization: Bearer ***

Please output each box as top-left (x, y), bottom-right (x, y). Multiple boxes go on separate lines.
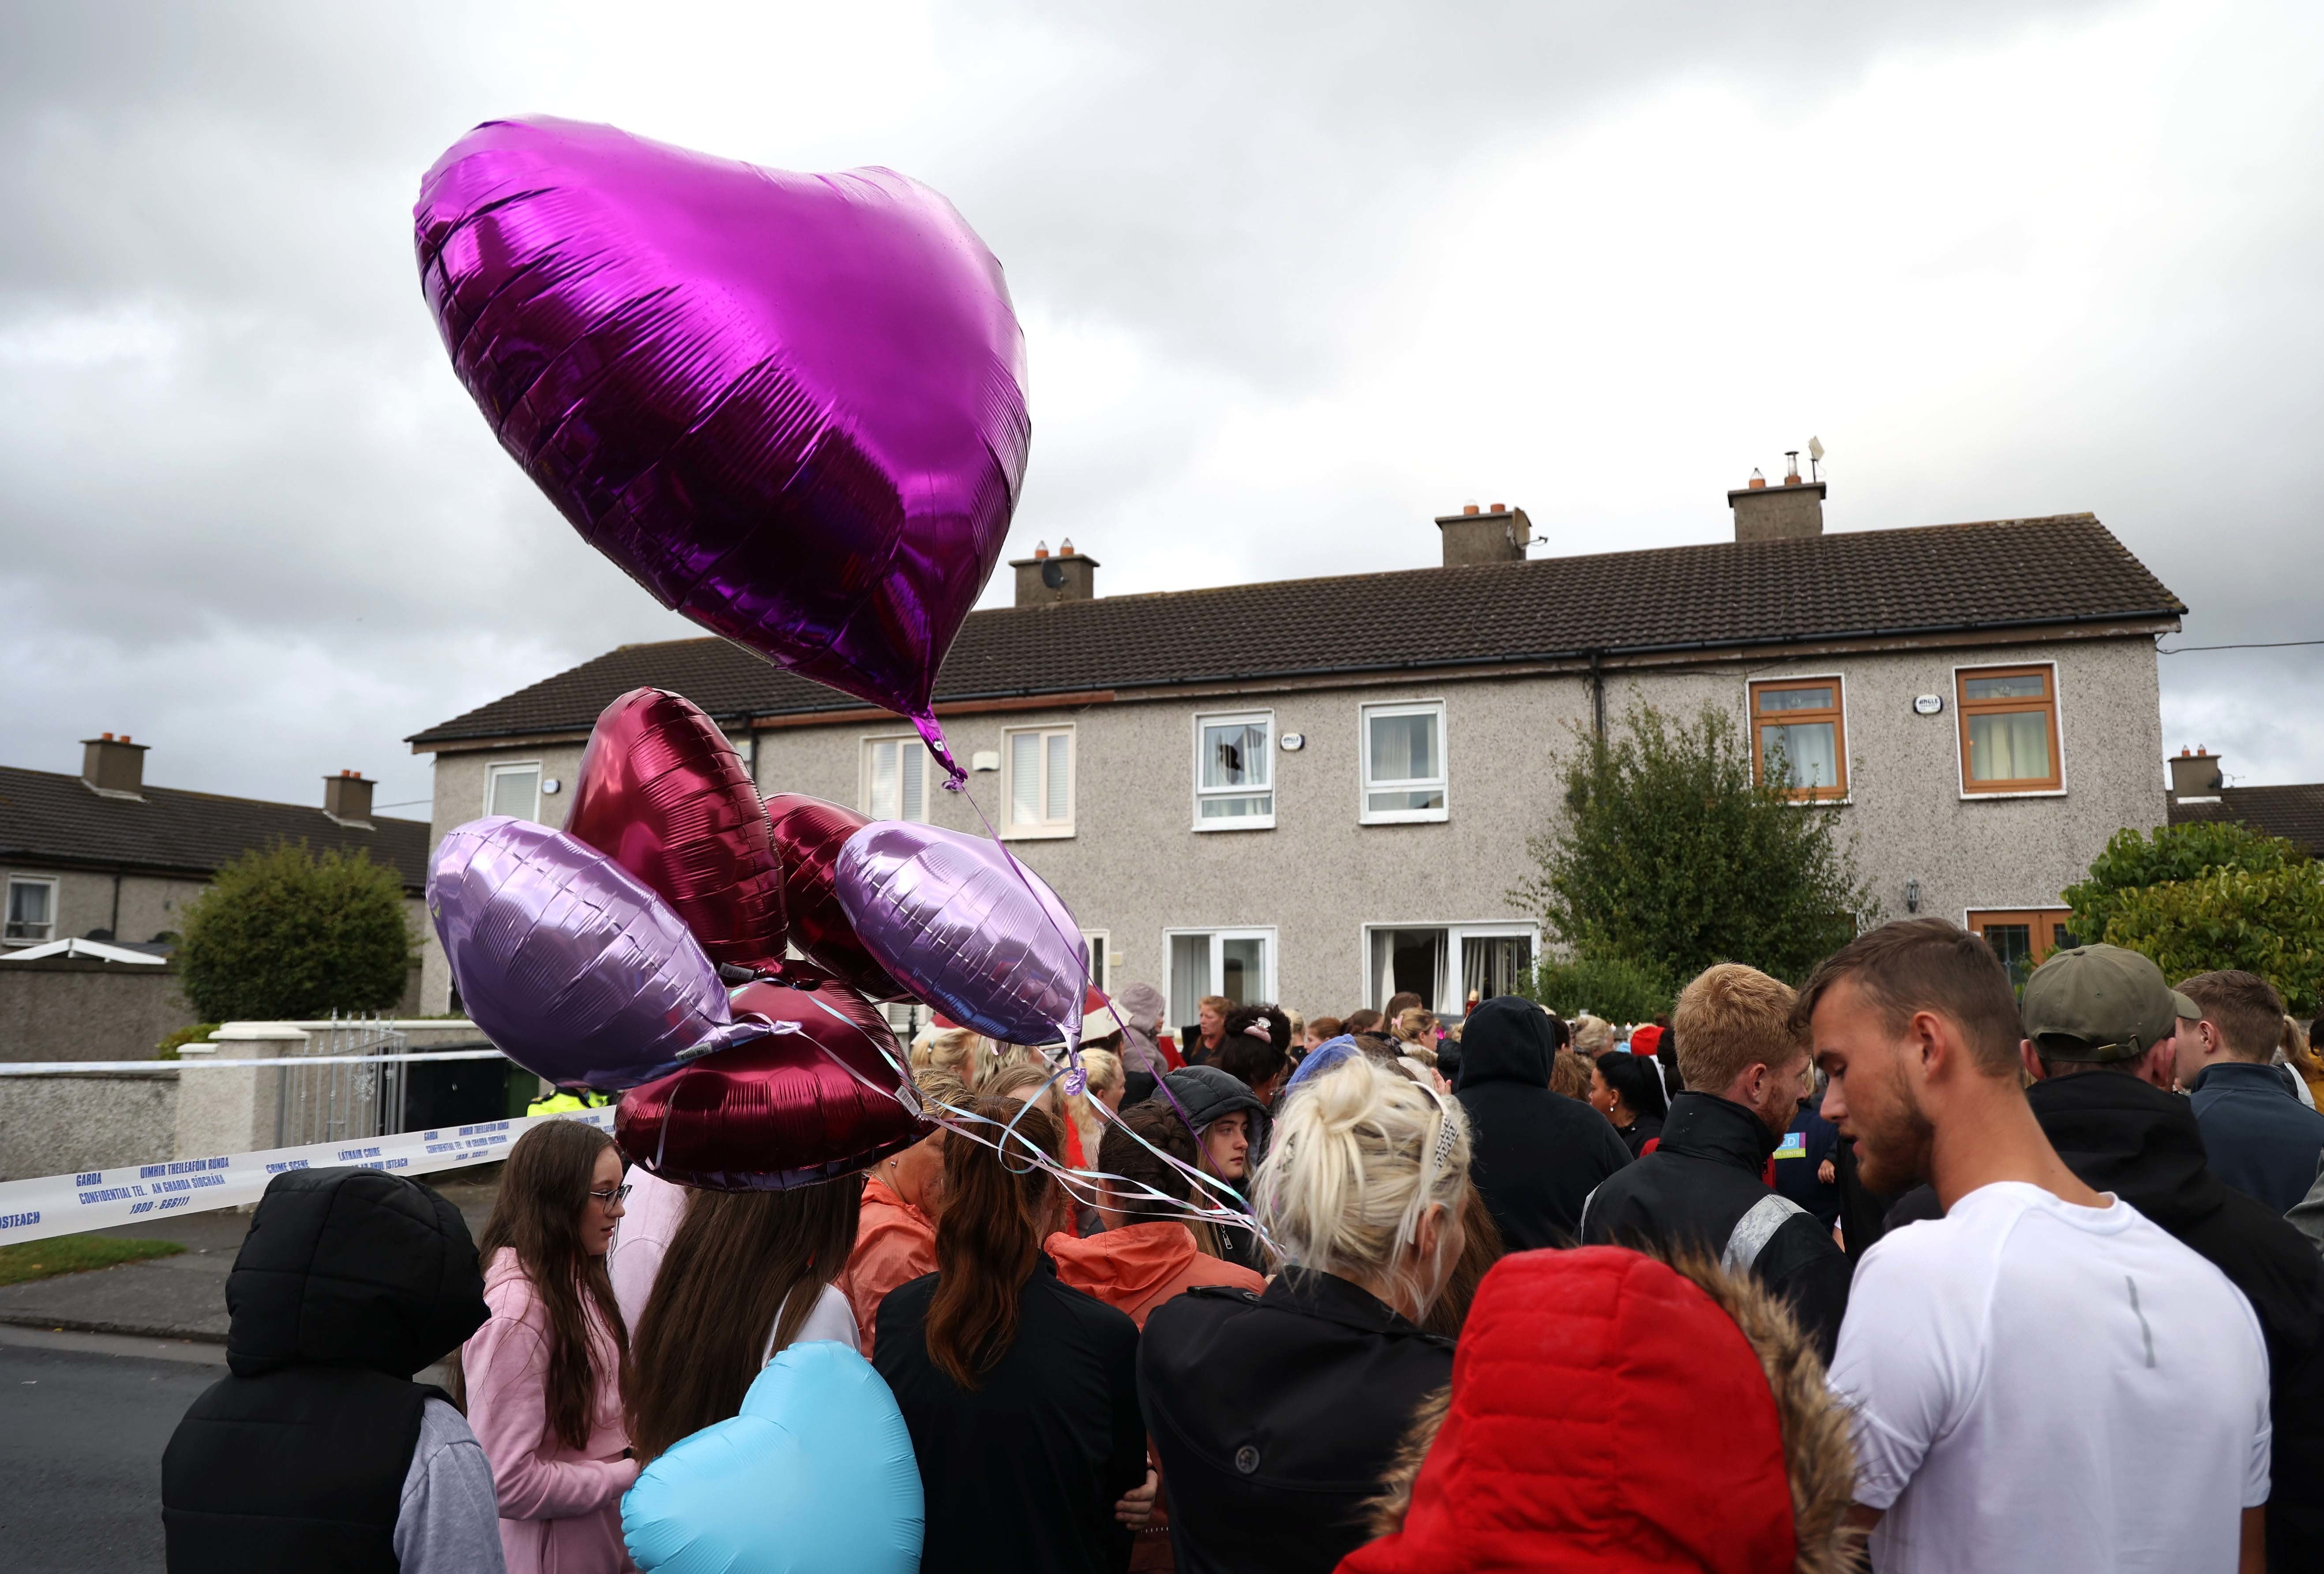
top-left (324, 770), bottom-right (376, 826)
top-left (81, 733), bottom-right (148, 800)
top-left (2166, 747), bottom-right (2222, 803)
top-left (1010, 541), bottom-right (1100, 606)
top-left (1434, 503), bottom-right (1532, 567)
top-left (1729, 463), bottom-right (1826, 542)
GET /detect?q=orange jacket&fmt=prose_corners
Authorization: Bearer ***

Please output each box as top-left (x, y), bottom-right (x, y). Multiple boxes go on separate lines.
top-left (1046, 1221), bottom-right (1264, 1328)
top-left (838, 1176), bottom-right (936, 1356)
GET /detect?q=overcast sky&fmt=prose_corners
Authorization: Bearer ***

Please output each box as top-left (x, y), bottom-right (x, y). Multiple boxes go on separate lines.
top-left (4, 0), bottom-right (2319, 821)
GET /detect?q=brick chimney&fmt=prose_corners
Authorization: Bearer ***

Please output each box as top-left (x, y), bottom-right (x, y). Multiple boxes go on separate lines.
top-left (2166, 747), bottom-right (2222, 803)
top-left (1010, 538), bottom-right (1099, 606)
top-left (1729, 460), bottom-right (1826, 542)
top-left (324, 770), bottom-right (376, 826)
top-left (81, 732), bottom-right (148, 800)
top-left (1433, 502), bottom-right (1532, 566)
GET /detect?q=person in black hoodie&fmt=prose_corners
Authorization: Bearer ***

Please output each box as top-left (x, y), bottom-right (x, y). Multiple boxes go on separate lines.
top-left (2009, 946), bottom-right (2323, 1569)
top-left (1577, 964), bottom-right (1851, 1361)
top-left (162, 1166), bottom-right (500, 1574)
top-left (1455, 995), bottom-right (1631, 1249)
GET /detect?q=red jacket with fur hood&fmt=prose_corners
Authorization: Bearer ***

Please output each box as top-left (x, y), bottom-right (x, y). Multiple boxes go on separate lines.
top-left (1339, 1246), bottom-right (1855, 1574)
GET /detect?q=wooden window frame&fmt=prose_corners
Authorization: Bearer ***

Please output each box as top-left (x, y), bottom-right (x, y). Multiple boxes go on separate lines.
top-left (1965, 909), bottom-right (2077, 985)
top-left (1748, 676), bottom-right (1849, 802)
top-left (1955, 662), bottom-right (2064, 796)
top-left (1000, 725), bottom-right (1075, 841)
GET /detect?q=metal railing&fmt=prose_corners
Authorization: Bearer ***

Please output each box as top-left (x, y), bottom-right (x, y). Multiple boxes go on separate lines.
top-left (277, 1012), bottom-right (410, 1148)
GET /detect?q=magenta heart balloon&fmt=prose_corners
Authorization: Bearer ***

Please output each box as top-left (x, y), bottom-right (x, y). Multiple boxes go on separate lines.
top-left (834, 821), bottom-right (1086, 1047)
top-left (413, 117), bottom-right (1030, 781)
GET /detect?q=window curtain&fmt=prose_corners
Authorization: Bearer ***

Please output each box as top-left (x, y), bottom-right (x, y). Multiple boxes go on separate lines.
top-left (1370, 713), bottom-right (1435, 782)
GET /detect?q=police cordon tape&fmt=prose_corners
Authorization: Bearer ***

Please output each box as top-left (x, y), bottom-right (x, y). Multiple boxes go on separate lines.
top-left (0, 1049), bottom-right (514, 1074)
top-left (0, 1107), bottom-right (614, 1246)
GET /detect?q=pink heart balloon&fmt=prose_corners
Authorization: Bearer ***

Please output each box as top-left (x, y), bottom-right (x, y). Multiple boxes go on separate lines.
top-left (413, 117), bottom-right (1030, 781)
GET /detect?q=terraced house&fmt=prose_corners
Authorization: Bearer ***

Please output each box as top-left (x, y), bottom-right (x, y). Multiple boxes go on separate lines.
top-left (410, 472), bottom-right (2186, 1029)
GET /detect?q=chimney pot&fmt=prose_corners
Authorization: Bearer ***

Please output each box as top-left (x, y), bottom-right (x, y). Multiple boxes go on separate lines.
top-left (1008, 544), bottom-right (1100, 606)
top-left (1488, 502), bottom-right (1504, 513)
top-left (1462, 503), bottom-right (1480, 516)
top-left (1059, 537), bottom-right (1076, 557)
top-left (101, 731), bottom-right (115, 740)
top-left (1729, 469), bottom-right (1825, 542)
top-left (1032, 540), bottom-right (1050, 559)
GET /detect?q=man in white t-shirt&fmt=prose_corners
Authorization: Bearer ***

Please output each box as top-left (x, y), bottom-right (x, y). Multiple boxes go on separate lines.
top-left (1799, 918), bottom-right (2270, 1574)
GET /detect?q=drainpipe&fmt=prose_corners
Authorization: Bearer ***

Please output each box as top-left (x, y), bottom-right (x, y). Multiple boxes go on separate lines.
top-left (109, 870), bottom-right (123, 940)
top-left (1588, 651), bottom-right (1606, 739)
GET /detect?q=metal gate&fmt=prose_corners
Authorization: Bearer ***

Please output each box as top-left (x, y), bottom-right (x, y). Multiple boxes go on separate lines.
top-left (276, 1013), bottom-right (409, 1148)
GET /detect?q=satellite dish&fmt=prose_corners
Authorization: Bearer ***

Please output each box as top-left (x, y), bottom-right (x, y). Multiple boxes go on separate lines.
top-left (1040, 559), bottom-right (1067, 590)
top-left (1807, 436), bottom-right (1825, 463)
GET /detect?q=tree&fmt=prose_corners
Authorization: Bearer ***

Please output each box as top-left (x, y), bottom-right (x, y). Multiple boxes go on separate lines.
top-left (2063, 823), bottom-right (2324, 1013)
top-left (1528, 953), bottom-right (1679, 1025)
top-left (177, 842), bottom-right (415, 1022)
top-left (1513, 702), bottom-right (1877, 989)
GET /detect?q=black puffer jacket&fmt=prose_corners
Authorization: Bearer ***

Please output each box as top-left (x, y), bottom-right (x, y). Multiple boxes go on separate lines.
top-left (161, 1167), bottom-right (490, 1574)
top-left (1454, 997), bottom-right (1631, 1250)
top-left (1577, 1091), bottom-right (1852, 1361)
top-left (1139, 1270), bottom-right (1453, 1574)
top-left (2030, 1073), bottom-right (2324, 1571)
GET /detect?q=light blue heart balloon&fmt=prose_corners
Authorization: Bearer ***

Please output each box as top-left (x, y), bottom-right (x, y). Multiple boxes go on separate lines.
top-left (623, 1340), bottom-right (923, 1574)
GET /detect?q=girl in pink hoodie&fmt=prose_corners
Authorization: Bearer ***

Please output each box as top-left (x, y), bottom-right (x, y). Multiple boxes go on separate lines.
top-left (455, 1120), bottom-right (640, 1574)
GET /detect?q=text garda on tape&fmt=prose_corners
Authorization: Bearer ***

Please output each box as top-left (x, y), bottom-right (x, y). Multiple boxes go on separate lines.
top-left (0, 1108), bottom-right (614, 1246)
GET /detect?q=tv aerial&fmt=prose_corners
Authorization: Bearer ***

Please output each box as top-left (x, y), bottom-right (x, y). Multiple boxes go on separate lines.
top-left (1807, 436), bottom-right (1825, 482)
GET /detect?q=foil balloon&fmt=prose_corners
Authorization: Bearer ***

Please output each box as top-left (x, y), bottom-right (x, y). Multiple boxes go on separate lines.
top-left (616, 975), bottom-right (932, 1190)
top-left (429, 817), bottom-right (780, 1092)
top-left (624, 1341), bottom-right (923, 1574)
top-left (834, 822), bottom-right (1086, 1047)
top-left (414, 117), bottom-right (1030, 783)
top-left (764, 793), bottom-right (909, 1002)
top-left (563, 688), bottom-right (788, 973)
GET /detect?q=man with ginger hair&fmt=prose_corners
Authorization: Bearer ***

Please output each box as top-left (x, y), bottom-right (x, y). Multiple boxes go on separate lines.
top-left (1808, 919), bottom-right (2269, 1574)
top-left (1578, 961), bottom-right (1850, 1358)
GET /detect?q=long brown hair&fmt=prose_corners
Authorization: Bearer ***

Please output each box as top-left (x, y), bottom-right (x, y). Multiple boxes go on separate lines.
top-left (623, 1175), bottom-right (864, 1462)
top-left (449, 1120), bottom-right (628, 1450)
top-left (924, 1096), bottom-right (1058, 1390)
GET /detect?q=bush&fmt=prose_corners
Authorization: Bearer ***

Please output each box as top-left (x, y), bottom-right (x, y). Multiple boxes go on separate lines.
top-left (1513, 703), bottom-right (1878, 987)
top-left (153, 1021), bottom-right (223, 1062)
top-left (2091, 863), bottom-right (2324, 1015)
top-left (177, 842), bottom-right (414, 1022)
top-left (1525, 953), bottom-right (1678, 1025)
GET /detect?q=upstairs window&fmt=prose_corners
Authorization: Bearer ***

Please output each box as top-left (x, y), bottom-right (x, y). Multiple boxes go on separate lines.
top-left (5, 876), bottom-right (58, 944)
top-left (864, 737), bottom-right (929, 822)
top-left (1749, 678), bottom-right (1848, 800)
top-left (1004, 726), bottom-right (1074, 839)
top-left (1957, 665), bottom-right (2062, 794)
top-left (1361, 701), bottom-right (1448, 824)
top-left (1194, 712), bottom-right (1274, 830)
top-left (485, 762), bottom-right (541, 822)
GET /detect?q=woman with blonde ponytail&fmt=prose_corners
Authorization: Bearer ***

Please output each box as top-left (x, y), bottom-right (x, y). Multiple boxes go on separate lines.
top-left (1138, 1056), bottom-right (1470, 1574)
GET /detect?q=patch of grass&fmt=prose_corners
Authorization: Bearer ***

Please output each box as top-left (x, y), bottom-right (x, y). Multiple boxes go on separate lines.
top-left (0, 1236), bottom-right (187, 1286)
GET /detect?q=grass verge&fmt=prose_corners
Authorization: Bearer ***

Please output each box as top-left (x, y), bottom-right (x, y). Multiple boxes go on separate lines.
top-left (0, 1237), bottom-right (187, 1287)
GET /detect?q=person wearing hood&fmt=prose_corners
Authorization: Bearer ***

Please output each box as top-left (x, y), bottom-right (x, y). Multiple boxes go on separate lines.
top-left (1578, 965), bottom-right (1851, 1362)
top-left (1156, 1064), bottom-right (1271, 1274)
top-left (1051, 1099), bottom-right (1265, 1324)
top-left (1998, 946), bottom-right (2320, 1568)
top-left (162, 1166), bottom-right (502, 1574)
top-left (1455, 996), bottom-right (1631, 1250)
top-left (1342, 1245), bottom-right (1860, 1574)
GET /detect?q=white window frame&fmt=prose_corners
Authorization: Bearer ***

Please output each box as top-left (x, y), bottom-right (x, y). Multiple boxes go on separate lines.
top-left (1950, 659), bottom-right (2069, 800)
top-left (1000, 725), bottom-right (1075, 841)
top-left (1191, 710), bottom-right (1277, 832)
top-left (1358, 699), bottom-right (1450, 825)
top-left (483, 760), bottom-right (543, 823)
top-left (861, 735), bottom-right (931, 823)
top-left (1358, 921), bottom-right (1539, 1012)
top-left (1163, 926), bottom-right (1279, 1028)
top-left (1743, 670), bottom-right (1852, 805)
top-left (1081, 929), bottom-right (1111, 994)
top-left (4, 875), bottom-right (60, 946)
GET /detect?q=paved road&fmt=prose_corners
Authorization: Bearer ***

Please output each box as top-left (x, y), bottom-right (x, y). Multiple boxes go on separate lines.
top-left (0, 1332), bottom-right (222, 1573)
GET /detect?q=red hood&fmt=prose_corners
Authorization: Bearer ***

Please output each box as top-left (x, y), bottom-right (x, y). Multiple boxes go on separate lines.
top-left (1047, 1222), bottom-right (1200, 1305)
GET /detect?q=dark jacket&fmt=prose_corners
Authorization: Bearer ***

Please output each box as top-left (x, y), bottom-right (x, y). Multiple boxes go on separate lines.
top-left (1578, 1092), bottom-right (1852, 1361)
top-left (2029, 1073), bottom-right (2324, 1570)
top-left (876, 1257), bottom-right (1147, 1574)
top-left (1156, 1066), bottom-right (1271, 1273)
top-left (1772, 1102), bottom-right (1843, 1226)
top-left (2190, 1059), bottom-right (2324, 1213)
top-left (1454, 997), bottom-right (1632, 1250)
top-left (161, 1167), bottom-right (490, 1574)
top-left (1139, 1269), bottom-right (1454, 1574)
top-left (1613, 1112), bottom-right (1664, 1158)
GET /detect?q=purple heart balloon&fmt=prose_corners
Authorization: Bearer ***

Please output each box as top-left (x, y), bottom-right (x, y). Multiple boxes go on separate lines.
top-left (429, 816), bottom-right (782, 1092)
top-left (413, 117), bottom-right (1030, 781)
top-left (834, 823), bottom-right (1086, 1047)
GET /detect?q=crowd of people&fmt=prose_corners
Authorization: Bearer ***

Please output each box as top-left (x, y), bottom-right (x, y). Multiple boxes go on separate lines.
top-left (159, 922), bottom-right (2324, 1573)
